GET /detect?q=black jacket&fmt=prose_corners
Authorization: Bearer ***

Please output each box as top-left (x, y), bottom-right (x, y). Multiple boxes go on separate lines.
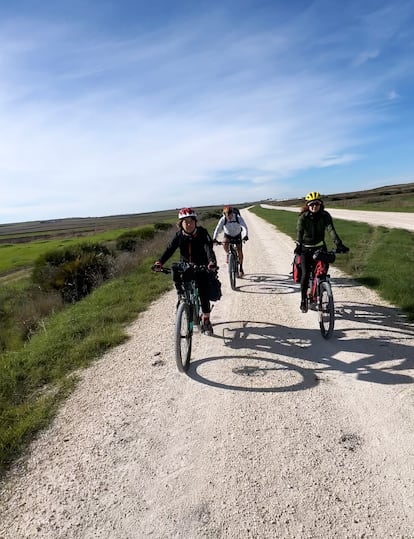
top-left (158, 226), bottom-right (216, 266)
top-left (296, 209), bottom-right (342, 247)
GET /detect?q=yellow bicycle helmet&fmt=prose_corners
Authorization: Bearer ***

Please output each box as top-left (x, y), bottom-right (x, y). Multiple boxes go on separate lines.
top-left (305, 191), bottom-right (322, 203)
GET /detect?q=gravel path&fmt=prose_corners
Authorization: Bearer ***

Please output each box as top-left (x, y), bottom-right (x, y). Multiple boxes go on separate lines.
top-left (261, 204), bottom-right (414, 231)
top-left (1, 210), bottom-right (413, 538)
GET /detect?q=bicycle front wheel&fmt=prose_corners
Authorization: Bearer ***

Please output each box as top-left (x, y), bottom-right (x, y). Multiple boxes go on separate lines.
top-left (318, 281), bottom-right (334, 339)
top-left (175, 302), bottom-right (192, 372)
top-left (228, 252), bottom-right (237, 290)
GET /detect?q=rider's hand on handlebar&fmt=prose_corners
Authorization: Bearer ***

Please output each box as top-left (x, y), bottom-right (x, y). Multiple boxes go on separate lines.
top-left (243, 236), bottom-right (248, 242)
top-left (152, 261), bottom-right (163, 272)
top-left (213, 239), bottom-right (220, 245)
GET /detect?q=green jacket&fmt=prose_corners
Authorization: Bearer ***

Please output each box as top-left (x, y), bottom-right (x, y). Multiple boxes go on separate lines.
top-left (296, 210), bottom-right (342, 247)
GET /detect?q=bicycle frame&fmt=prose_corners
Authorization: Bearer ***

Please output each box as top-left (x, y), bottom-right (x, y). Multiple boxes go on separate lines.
top-left (308, 257), bottom-right (329, 303)
top-left (307, 250), bottom-right (335, 339)
top-left (224, 239), bottom-right (242, 290)
top-left (176, 272), bottom-right (202, 327)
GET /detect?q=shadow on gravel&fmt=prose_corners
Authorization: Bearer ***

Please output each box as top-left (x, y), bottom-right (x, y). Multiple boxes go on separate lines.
top-left (186, 317), bottom-right (413, 390)
top-left (231, 272), bottom-right (354, 295)
top-left (188, 352), bottom-right (320, 393)
top-left (335, 301), bottom-right (414, 335)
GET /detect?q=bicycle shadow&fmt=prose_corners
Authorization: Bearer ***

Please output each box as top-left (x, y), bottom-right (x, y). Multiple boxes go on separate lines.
top-left (187, 317), bottom-right (414, 391)
top-left (189, 352), bottom-right (319, 393)
top-left (335, 300), bottom-right (413, 335)
top-left (233, 272), bottom-right (354, 295)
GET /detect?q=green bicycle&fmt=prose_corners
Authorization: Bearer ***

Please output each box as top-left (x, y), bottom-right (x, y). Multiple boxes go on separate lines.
top-left (153, 262), bottom-right (210, 372)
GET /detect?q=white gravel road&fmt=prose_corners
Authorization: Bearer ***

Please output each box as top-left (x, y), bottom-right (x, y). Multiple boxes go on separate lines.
top-left (0, 210), bottom-right (413, 538)
top-left (261, 205), bottom-right (414, 232)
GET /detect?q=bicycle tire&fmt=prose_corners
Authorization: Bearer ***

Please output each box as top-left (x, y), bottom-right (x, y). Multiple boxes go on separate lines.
top-left (318, 281), bottom-right (334, 339)
top-left (228, 252), bottom-right (237, 290)
top-left (175, 302), bottom-right (192, 372)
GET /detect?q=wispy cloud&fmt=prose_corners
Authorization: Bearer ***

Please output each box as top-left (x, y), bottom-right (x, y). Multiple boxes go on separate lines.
top-left (1, 1), bottom-right (414, 222)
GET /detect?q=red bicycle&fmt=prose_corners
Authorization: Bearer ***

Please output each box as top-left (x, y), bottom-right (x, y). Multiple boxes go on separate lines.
top-left (306, 249), bottom-right (339, 339)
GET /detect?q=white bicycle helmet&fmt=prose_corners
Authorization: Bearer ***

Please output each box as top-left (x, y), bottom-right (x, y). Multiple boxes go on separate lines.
top-left (178, 207), bottom-right (197, 219)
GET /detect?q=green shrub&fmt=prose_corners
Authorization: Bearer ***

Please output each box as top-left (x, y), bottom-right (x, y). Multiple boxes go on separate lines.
top-left (154, 222), bottom-right (173, 231)
top-left (31, 243), bottom-right (114, 303)
top-left (202, 210), bottom-right (222, 220)
top-left (115, 226), bottom-right (156, 251)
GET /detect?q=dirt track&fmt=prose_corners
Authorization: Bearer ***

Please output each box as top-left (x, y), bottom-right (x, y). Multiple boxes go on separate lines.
top-left (1, 210), bottom-right (414, 538)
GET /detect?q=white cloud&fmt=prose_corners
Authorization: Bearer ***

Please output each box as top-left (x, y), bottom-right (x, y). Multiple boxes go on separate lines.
top-left (1, 2), bottom-right (414, 222)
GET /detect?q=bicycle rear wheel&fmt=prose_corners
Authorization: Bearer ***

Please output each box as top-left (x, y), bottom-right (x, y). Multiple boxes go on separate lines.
top-left (175, 302), bottom-right (192, 372)
top-left (318, 281), bottom-right (334, 339)
top-left (228, 252), bottom-right (237, 290)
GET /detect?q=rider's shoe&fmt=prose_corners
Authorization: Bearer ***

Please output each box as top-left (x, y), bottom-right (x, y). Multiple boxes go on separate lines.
top-left (201, 318), bottom-right (214, 336)
top-left (300, 299), bottom-right (308, 313)
top-left (239, 268), bottom-right (244, 277)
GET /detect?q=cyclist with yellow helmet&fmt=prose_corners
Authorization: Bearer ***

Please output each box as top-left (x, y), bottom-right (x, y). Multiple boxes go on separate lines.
top-left (295, 192), bottom-right (349, 312)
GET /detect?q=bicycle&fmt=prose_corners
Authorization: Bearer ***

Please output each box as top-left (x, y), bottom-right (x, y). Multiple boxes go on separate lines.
top-left (215, 239), bottom-right (244, 290)
top-left (152, 262), bottom-right (208, 373)
top-left (306, 248), bottom-right (341, 339)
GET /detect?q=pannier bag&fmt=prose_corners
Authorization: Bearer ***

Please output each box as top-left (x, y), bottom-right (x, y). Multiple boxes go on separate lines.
top-left (208, 272), bottom-right (222, 301)
top-left (292, 254), bottom-right (302, 283)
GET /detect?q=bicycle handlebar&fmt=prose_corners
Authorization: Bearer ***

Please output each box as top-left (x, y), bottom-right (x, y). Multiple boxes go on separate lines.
top-left (152, 262), bottom-right (216, 274)
top-left (312, 247), bottom-right (350, 262)
top-left (214, 238), bottom-right (245, 246)
top-left (151, 265), bottom-right (171, 274)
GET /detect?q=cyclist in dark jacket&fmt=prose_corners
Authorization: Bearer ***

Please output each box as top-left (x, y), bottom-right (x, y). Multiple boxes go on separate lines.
top-left (295, 191), bottom-right (349, 312)
top-left (153, 207), bottom-right (217, 334)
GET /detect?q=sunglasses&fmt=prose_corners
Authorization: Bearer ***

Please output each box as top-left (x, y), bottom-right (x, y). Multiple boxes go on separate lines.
top-left (308, 201), bottom-right (321, 207)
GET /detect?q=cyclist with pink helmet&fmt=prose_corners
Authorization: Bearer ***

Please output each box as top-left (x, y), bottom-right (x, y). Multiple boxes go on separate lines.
top-left (153, 208), bottom-right (217, 334)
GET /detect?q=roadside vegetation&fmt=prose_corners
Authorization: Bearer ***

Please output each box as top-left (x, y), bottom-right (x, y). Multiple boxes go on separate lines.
top-left (0, 212), bottom-right (220, 476)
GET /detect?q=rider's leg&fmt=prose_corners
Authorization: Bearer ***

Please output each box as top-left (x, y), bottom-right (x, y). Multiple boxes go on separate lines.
top-left (197, 274), bottom-right (213, 333)
top-left (236, 244), bottom-right (244, 275)
top-left (300, 252), bottom-right (312, 312)
top-left (222, 239), bottom-right (230, 262)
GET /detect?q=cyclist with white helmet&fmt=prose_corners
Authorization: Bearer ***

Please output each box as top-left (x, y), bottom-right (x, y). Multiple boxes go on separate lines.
top-left (213, 205), bottom-right (248, 277)
top-left (153, 207), bottom-right (217, 334)
top-left (295, 192), bottom-right (349, 313)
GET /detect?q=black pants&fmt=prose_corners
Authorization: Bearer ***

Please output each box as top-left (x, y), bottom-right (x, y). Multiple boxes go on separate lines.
top-left (300, 248), bottom-right (329, 302)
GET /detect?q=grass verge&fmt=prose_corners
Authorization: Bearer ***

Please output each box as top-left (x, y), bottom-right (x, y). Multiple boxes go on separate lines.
top-left (0, 256), bottom-right (172, 475)
top-left (0, 217), bottom-right (218, 477)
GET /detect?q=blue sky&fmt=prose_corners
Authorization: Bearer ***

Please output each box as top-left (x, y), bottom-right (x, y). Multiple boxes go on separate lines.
top-left (1, 0), bottom-right (414, 223)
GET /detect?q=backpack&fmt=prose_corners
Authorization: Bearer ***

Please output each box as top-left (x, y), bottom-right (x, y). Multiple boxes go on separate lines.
top-left (224, 207), bottom-right (240, 224)
top-left (208, 272), bottom-right (222, 301)
top-left (292, 254), bottom-right (302, 283)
